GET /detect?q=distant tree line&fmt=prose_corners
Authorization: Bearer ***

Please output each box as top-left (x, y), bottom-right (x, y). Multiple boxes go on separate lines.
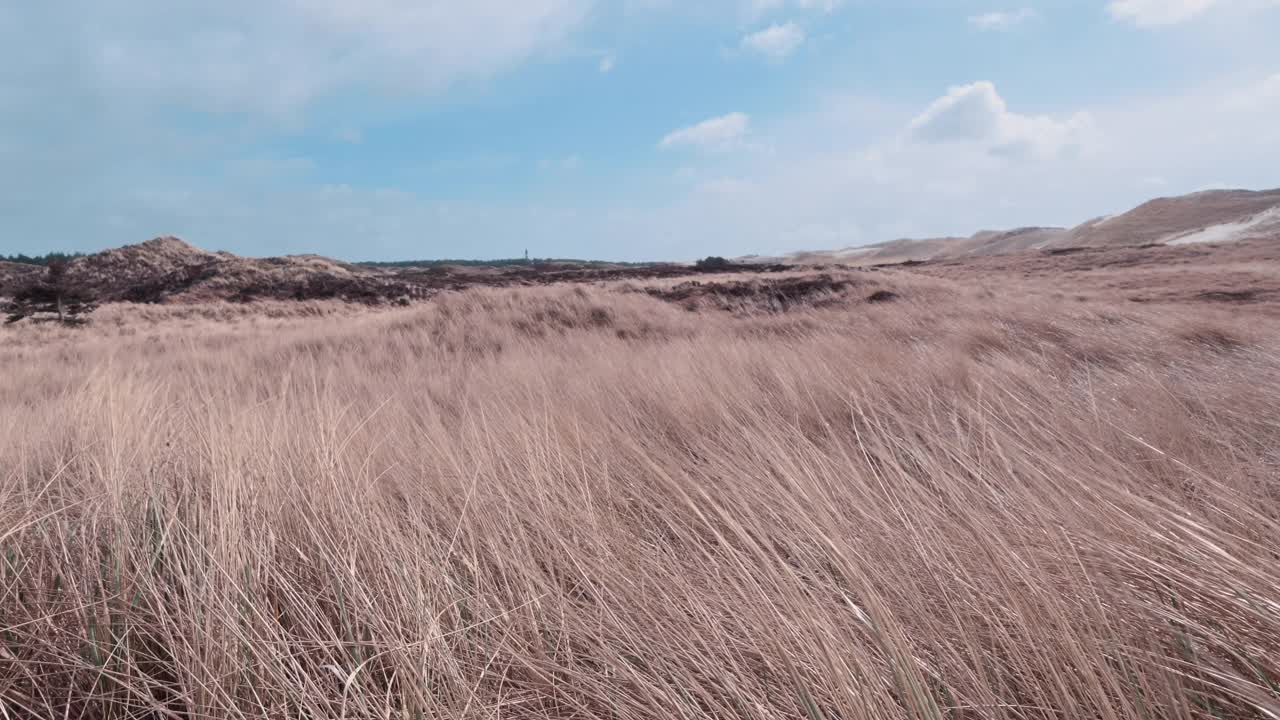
top-left (695, 256), bottom-right (735, 271)
top-left (1, 251), bottom-right (86, 266)
top-left (360, 257), bottom-right (654, 268)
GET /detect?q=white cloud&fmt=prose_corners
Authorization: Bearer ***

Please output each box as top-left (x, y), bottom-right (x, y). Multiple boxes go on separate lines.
top-left (1261, 72), bottom-right (1280, 97)
top-left (745, 0), bottom-right (842, 18)
top-left (968, 8), bottom-right (1037, 30)
top-left (11, 0), bottom-right (592, 118)
top-left (1225, 72), bottom-right (1280, 108)
top-left (1107, 0), bottom-right (1219, 25)
top-left (907, 81), bottom-right (1094, 159)
top-left (659, 112), bottom-right (751, 151)
top-left (741, 22), bottom-right (806, 58)
top-left (694, 177), bottom-right (757, 196)
top-left (1109, 0), bottom-right (1280, 26)
top-left (599, 54), bottom-right (616, 73)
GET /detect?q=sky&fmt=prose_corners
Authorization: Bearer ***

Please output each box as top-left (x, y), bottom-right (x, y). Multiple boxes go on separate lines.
top-left (1, 0), bottom-right (1278, 261)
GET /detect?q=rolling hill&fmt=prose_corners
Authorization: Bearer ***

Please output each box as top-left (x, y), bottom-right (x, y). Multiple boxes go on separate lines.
top-left (754, 188), bottom-right (1280, 265)
top-left (0, 237), bottom-right (428, 304)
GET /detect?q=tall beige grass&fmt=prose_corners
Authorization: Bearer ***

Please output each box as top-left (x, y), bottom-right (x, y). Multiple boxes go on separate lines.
top-left (2, 272), bottom-right (1279, 719)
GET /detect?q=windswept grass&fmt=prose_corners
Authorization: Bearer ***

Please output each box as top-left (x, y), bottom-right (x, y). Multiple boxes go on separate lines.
top-left (2, 271), bottom-right (1279, 719)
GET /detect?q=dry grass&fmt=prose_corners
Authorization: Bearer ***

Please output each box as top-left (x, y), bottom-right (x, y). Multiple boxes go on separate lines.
top-left (908, 238), bottom-right (1280, 311)
top-left (3, 268), bottom-right (1280, 719)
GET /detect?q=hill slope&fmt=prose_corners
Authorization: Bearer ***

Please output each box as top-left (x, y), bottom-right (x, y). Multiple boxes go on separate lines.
top-left (757, 188), bottom-right (1280, 265)
top-left (1063, 189), bottom-right (1280, 247)
top-left (1, 237), bottom-right (428, 304)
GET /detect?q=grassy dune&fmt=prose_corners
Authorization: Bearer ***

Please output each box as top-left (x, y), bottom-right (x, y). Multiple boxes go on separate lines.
top-left (2, 270), bottom-right (1279, 719)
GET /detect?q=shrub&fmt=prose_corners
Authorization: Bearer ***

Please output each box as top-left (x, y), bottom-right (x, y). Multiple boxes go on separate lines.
top-left (695, 256), bottom-right (734, 271)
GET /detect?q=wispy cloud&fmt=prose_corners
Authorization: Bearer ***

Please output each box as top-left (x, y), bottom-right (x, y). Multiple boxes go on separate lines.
top-left (741, 22), bottom-right (806, 58)
top-left (426, 153), bottom-right (522, 173)
top-left (659, 113), bottom-right (751, 151)
top-left (15, 0), bottom-right (594, 118)
top-left (1107, 0), bottom-right (1219, 26)
top-left (968, 8), bottom-right (1037, 30)
top-left (541, 154), bottom-right (583, 170)
top-left (744, 0), bottom-right (842, 19)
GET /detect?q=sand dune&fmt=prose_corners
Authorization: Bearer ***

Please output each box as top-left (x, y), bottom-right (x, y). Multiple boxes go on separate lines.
top-left (754, 187), bottom-right (1280, 265)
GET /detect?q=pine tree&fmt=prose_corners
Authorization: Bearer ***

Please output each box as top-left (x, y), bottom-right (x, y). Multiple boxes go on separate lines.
top-left (3, 259), bottom-right (98, 325)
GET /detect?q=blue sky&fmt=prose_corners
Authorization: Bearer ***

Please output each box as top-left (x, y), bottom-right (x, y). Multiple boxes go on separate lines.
top-left (1, 0), bottom-right (1278, 261)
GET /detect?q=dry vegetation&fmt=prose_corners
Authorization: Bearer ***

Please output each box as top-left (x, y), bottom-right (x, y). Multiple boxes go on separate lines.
top-left (908, 239), bottom-right (1280, 311)
top-left (0, 236), bottom-right (793, 308)
top-left (3, 257), bottom-right (1280, 719)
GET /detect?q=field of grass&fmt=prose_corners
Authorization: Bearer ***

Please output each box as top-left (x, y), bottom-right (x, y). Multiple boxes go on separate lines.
top-left (2, 267), bottom-right (1279, 719)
